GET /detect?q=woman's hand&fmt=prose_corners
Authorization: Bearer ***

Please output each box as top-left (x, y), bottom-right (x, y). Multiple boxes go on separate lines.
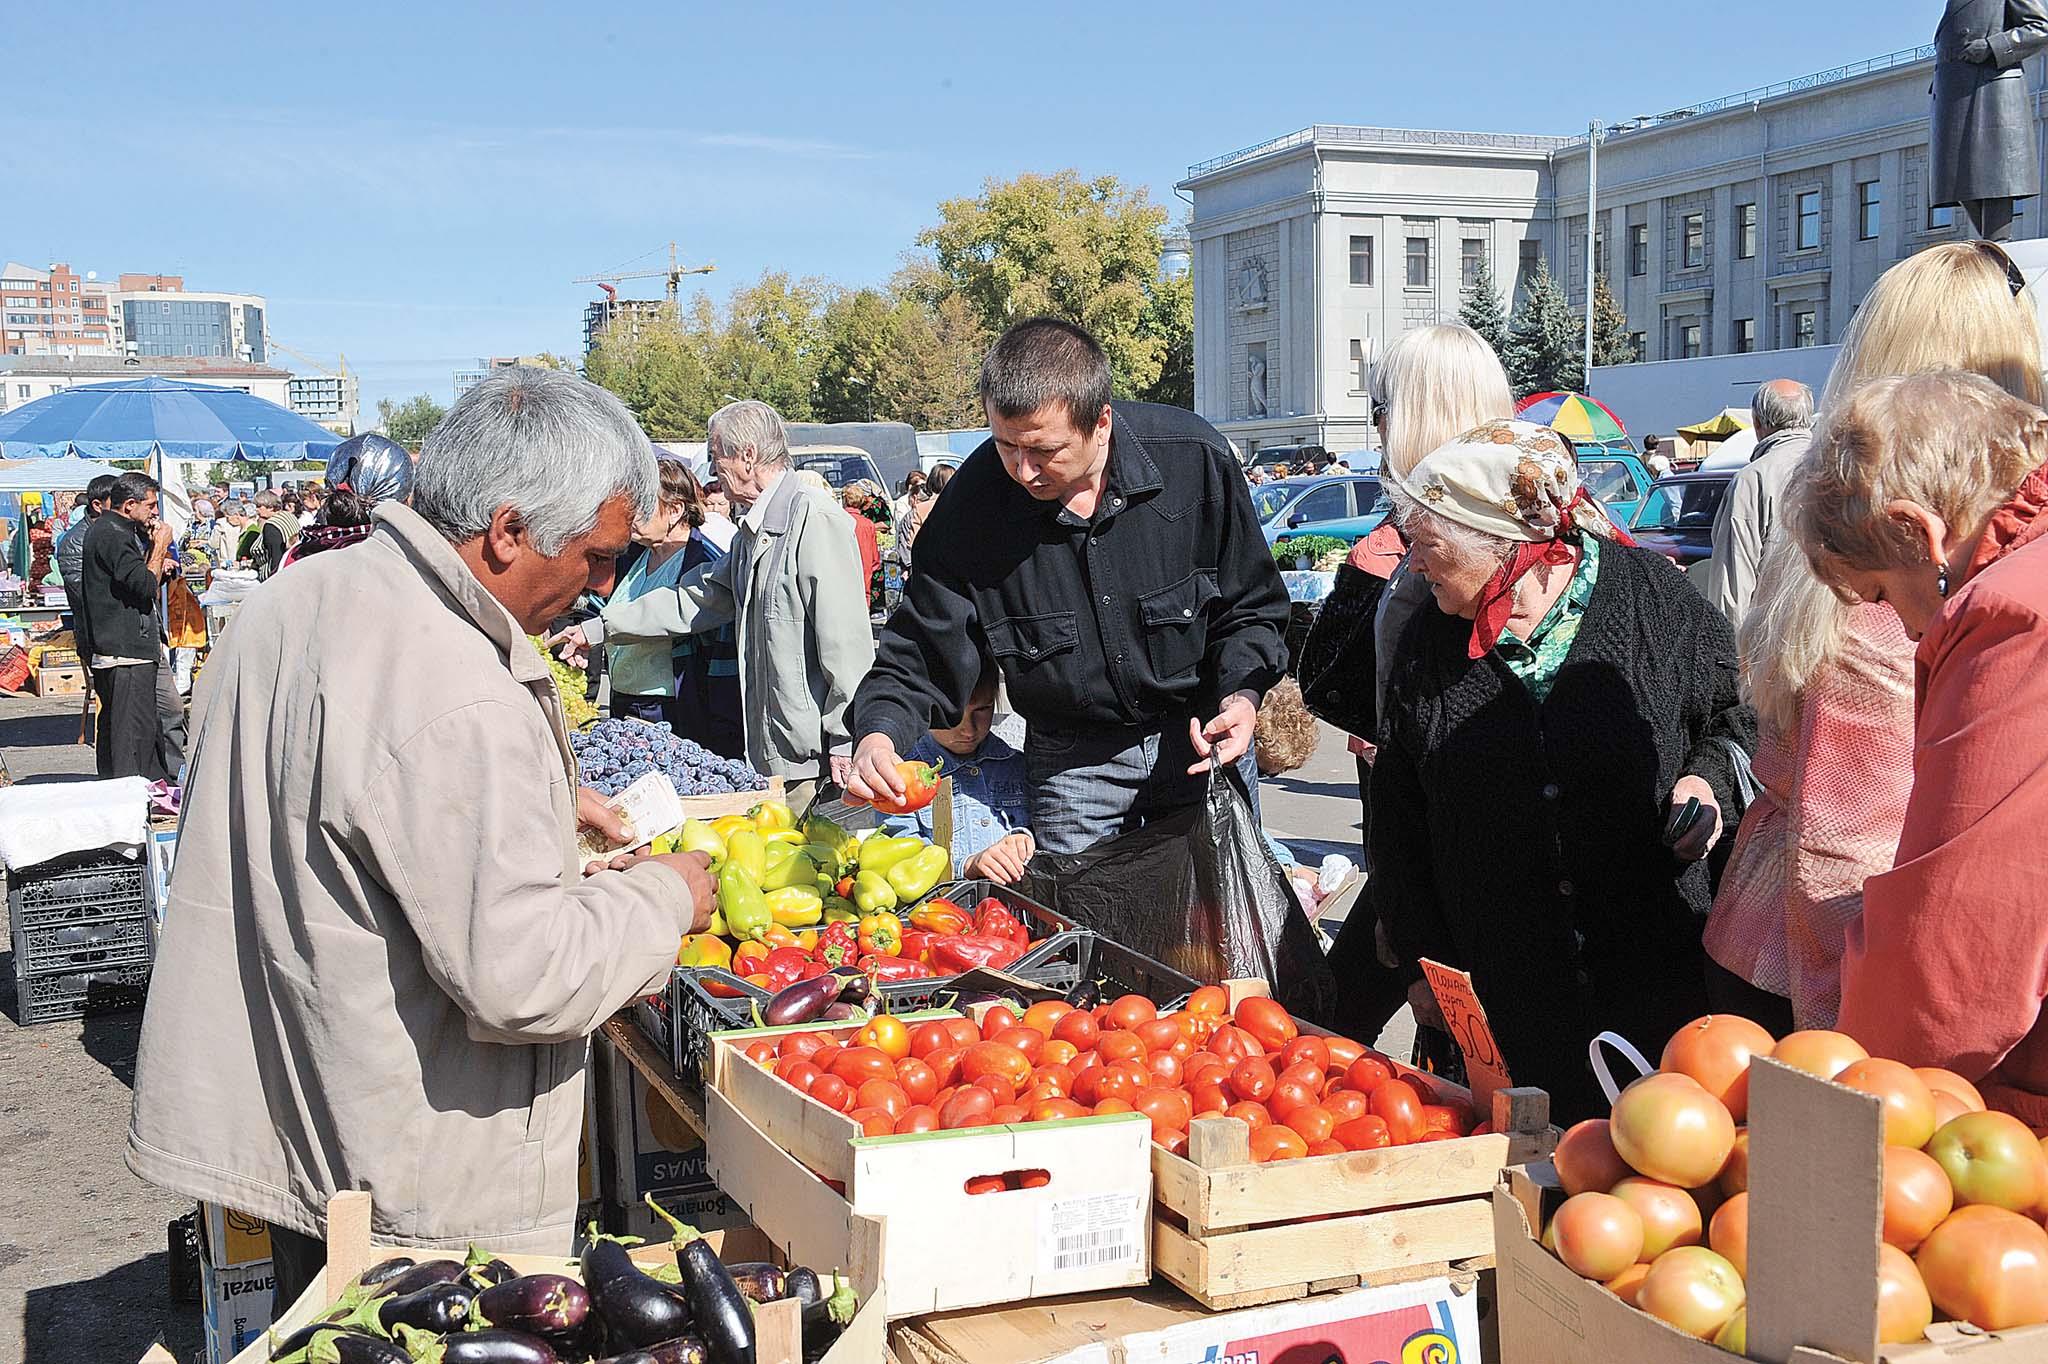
top-left (962, 831), bottom-right (1035, 885)
top-left (1665, 774), bottom-right (1723, 862)
top-left (543, 622), bottom-right (591, 669)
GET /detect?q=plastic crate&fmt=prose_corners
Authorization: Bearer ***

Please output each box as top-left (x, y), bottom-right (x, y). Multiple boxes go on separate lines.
top-left (8, 848), bottom-right (152, 928)
top-left (17, 961), bottom-right (151, 1024)
top-left (13, 909), bottom-right (154, 976)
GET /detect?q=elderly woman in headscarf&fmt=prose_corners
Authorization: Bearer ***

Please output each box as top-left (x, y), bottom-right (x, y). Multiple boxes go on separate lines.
top-left (281, 433), bottom-right (414, 568)
top-left (1366, 419), bottom-right (1756, 1122)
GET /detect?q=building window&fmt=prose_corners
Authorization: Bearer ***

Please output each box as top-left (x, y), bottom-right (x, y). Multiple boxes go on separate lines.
top-left (1628, 331), bottom-right (1646, 357)
top-left (1929, 203), bottom-right (1955, 231)
top-left (1797, 191), bottom-right (1822, 251)
top-left (1517, 239), bottom-right (1541, 298)
top-left (1684, 214), bottom-right (1706, 269)
top-left (1405, 236), bottom-right (1432, 288)
top-left (1858, 181), bottom-right (1881, 240)
top-left (1349, 339), bottom-right (1369, 394)
top-left (1735, 318), bottom-right (1756, 354)
top-left (1348, 235), bottom-right (1374, 286)
top-left (1793, 308), bottom-right (1817, 347)
top-left (1680, 323), bottom-right (1704, 359)
top-left (1461, 238), bottom-right (1487, 290)
top-left (15, 384), bottom-right (27, 399)
top-left (1629, 224), bottom-right (1648, 276)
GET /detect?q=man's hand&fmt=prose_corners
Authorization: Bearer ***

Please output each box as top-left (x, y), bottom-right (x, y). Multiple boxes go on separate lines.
top-left (576, 786), bottom-right (632, 847)
top-left (1957, 35), bottom-right (1994, 64)
top-left (593, 849), bottom-right (719, 932)
top-left (962, 831), bottom-right (1035, 885)
top-left (1666, 774), bottom-right (1724, 863)
top-left (149, 520), bottom-right (175, 554)
top-left (1187, 690), bottom-right (1259, 775)
top-left (848, 733), bottom-right (906, 804)
top-left (542, 622), bottom-right (591, 670)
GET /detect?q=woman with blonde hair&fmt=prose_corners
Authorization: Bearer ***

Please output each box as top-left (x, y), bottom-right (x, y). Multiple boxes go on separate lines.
top-left (1703, 240), bottom-right (2041, 1033)
top-left (1798, 370), bottom-right (2048, 1128)
top-left (1299, 323), bottom-right (1515, 1045)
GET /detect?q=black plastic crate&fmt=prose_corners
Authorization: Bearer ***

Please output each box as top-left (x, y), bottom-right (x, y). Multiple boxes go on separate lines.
top-left (13, 910), bottom-right (154, 976)
top-left (17, 962), bottom-right (151, 1024)
top-left (8, 848), bottom-right (152, 928)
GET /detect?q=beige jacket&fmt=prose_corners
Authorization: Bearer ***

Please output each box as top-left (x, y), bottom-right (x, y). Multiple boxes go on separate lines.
top-left (588, 470), bottom-right (874, 781)
top-left (127, 503), bottom-right (696, 1252)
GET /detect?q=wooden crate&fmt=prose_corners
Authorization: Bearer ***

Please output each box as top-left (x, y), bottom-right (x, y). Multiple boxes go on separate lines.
top-left (1149, 980), bottom-right (1556, 1311)
top-left (198, 1191), bottom-right (883, 1364)
top-left (677, 775), bottom-right (785, 822)
top-left (705, 1018), bottom-right (1154, 1317)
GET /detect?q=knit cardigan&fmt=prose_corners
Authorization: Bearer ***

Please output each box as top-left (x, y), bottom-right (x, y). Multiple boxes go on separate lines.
top-left (1366, 541), bottom-right (1757, 1122)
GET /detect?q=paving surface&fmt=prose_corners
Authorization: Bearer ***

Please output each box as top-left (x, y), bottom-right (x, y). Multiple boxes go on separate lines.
top-left (0, 690), bottom-right (1399, 1364)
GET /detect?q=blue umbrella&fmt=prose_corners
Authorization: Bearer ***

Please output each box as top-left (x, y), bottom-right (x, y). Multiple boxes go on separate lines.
top-left (0, 375), bottom-right (343, 462)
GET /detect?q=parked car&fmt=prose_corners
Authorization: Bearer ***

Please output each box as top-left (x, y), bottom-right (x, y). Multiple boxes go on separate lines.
top-left (1629, 469), bottom-right (1734, 567)
top-left (1254, 475), bottom-right (1386, 546)
top-left (1576, 449), bottom-right (1655, 526)
top-left (785, 421), bottom-right (920, 498)
top-left (790, 445), bottom-right (893, 526)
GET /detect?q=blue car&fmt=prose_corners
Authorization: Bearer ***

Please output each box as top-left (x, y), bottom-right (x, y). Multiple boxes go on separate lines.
top-left (1255, 475), bottom-right (1386, 547)
top-left (1574, 448), bottom-right (1655, 526)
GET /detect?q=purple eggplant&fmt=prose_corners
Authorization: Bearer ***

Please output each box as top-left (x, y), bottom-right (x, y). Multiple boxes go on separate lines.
top-left (296, 1332), bottom-right (411, 1364)
top-left (758, 974), bottom-right (845, 1027)
top-left (463, 1257), bottom-right (518, 1288)
top-left (269, 1322), bottom-right (377, 1362)
top-left (429, 1329), bottom-right (559, 1364)
top-left (382, 1259), bottom-right (468, 1298)
top-left (356, 1258), bottom-right (419, 1292)
top-left (720, 1263), bottom-right (785, 1304)
top-left (600, 1338), bottom-right (709, 1364)
top-left (475, 1274), bottom-right (591, 1336)
top-left (377, 1280), bottom-right (475, 1334)
top-left (644, 1198), bottom-right (753, 1364)
top-left (591, 1275), bottom-right (694, 1350)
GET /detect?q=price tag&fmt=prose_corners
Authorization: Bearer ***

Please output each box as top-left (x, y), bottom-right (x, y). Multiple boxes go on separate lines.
top-left (1418, 958), bottom-right (1512, 1108)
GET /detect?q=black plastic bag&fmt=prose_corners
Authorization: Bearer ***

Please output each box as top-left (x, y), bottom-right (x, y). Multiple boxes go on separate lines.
top-left (1019, 766), bottom-right (1338, 1025)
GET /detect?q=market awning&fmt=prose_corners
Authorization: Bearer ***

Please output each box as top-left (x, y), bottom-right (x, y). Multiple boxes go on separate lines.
top-left (1675, 409), bottom-right (1752, 441)
top-left (0, 375), bottom-right (343, 462)
top-left (0, 456), bottom-right (125, 492)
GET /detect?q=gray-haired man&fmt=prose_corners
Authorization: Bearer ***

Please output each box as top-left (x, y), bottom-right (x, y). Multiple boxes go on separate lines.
top-left (128, 368), bottom-right (715, 1306)
top-left (1702, 378), bottom-right (1816, 625)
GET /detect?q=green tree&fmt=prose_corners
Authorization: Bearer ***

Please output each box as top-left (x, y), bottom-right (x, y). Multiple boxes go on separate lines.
top-left (585, 311), bottom-right (714, 439)
top-left (376, 394), bottom-right (447, 451)
top-left (814, 288), bottom-right (900, 423)
top-left (1458, 257), bottom-right (1510, 360)
top-left (1138, 266), bottom-right (1195, 408)
top-left (702, 271), bottom-right (830, 421)
top-left (918, 170), bottom-right (1171, 397)
top-left (1590, 274), bottom-right (1637, 369)
top-left (1502, 258), bottom-right (1583, 397)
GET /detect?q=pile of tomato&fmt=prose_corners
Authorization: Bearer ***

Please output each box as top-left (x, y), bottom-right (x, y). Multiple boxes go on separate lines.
top-left (1541, 1015), bottom-right (2048, 1351)
top-left (737, 987), bottom-right (1478, 1158)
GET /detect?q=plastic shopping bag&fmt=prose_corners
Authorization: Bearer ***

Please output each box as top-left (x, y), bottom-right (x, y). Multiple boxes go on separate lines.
top-left (1020, 766), bottom-right (1338, 1025)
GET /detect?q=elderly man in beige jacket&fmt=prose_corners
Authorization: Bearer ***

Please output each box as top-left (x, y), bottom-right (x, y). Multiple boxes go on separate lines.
top-left (126, 367), bottom-right (716, 1307)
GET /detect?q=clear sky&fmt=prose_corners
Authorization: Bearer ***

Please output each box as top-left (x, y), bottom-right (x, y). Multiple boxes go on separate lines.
top-left (9, 0), bottom-right (1943, 416)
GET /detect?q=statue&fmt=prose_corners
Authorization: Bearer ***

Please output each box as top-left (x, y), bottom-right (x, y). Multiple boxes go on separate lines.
top-left (1932, 1), bottom-right (2048, 239)
top-left (1247, 348), bottom-right (1269, 417)
top-left (1237, 254), bottom-right (1269, 308)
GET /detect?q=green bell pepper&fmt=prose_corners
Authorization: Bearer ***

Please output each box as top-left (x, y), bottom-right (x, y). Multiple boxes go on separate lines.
top-left (855, 834), bottom-right (923, 874)
top-left (724, 829), bottom-right (768, 883)
top-left (885, 843), bottom-right (951, 903)
top-left (853, 869), bottom-right (900, 913)
top-left (762, 848), bottom-right (819, 893)
top-left (678, 819), bottom-right (726, 861)
top-left (718, 864), bottom-right (772, 941)
top-left (765, 885), bottom-right (824, 927)
top-left (821, 896), bottom-right (860, 923)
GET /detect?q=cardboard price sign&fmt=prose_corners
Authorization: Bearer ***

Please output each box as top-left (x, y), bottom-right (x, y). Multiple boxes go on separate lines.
top-left (1418, 958), bottom-right (1512, 1107)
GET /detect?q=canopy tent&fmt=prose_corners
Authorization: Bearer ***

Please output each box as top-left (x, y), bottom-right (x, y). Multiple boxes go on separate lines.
top-left (0, 457), bottom-right (125, 493)
top-left (0, 375), bottom-right (342, 463)
top-left (1675, 409), bottom-right (1752, 442)
top-left (1515, 391), bottom-right (1630, 445)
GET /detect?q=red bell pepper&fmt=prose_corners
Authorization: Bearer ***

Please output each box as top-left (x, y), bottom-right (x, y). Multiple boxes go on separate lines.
top-left (909, 899), bottom-right (972, 935)
top-left (817, 920), bottom-right (858, 967)
top-left (861, 954), bottom-right (937, 981)
top-left (930, 933), bottom-right (1028, 974)
top-left (763, 946), bottom-right (812, 988)
top-left (972, 899), bottom-right (1030, 949)
top-left (898, 928), bottom-right (938, 965)
top-left (859, 761), bottom-right (940, 816)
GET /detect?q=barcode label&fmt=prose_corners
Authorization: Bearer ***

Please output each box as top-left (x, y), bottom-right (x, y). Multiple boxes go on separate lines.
top-left (1040, 1192), bottom-right (1141, 1275)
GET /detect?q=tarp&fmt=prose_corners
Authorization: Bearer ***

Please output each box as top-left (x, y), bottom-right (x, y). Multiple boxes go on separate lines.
top-left (0, 457), bottom-right (124, 492)
top-left (1675, 409), bottom-right (1752, 441)
top-left (0, 375), bottom-right (342, 462)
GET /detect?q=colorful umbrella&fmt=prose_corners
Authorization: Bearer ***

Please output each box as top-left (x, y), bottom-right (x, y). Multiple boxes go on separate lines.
top-left (1514, 391), bottom-right (1629, 446)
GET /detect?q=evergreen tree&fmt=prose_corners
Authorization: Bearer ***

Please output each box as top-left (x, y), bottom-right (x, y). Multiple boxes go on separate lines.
top-left (1458, 257), bottom-right (1509, 361)
top-left (1502, 257), bottom-right (1583, 397)
top-left (1590, 274), bottom-right (1637, 369)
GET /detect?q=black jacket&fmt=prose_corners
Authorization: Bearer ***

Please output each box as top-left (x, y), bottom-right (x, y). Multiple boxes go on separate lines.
top-left (76, 514), bottom-right (163, 662)
top-left (855, 402), bottom-right (1289, 752)
top-left (1359, 541), bottom-right (1756, 1123)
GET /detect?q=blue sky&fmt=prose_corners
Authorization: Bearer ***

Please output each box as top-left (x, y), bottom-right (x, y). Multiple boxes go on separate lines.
top-left (9, 0), bottom-right (1941, 416)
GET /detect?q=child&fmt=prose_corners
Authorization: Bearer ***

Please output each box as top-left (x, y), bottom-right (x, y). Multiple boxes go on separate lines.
top-left (881, 665), bottom-right (1034, 883)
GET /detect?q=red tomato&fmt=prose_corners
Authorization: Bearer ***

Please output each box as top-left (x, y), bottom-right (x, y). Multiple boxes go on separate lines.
top-left (1270, 1079), bottom-right (1318, 1122)
top-left (1324, 1089), bottom-right (1369, 1123)
top-left (1092, 1096), bottom-right (1134, 1114)
top-left (1144, 1050), bottom-right (1183, 1087)
top-left (1135, 1087), bottom-right (1191, 1142)
top-left (1030, 1098), bottom-right (1090, 1122)
top-left (744, 1039), bottom-right (777, 1065)
top-left (1206, 1025), bottom-right (1264, 1065)
top-left (1284, 1104), bottom-right (1336, 1145)
top-left (1160, 1129), bottom-right (1191, 1156)
top-left (1335, 1114), bottom-right (1393, 1150)
top-left (938, 1086), bottom-right (995, 1129)
top-left (1233, 996), bottom-right (1298, 1051)
top-left (1344, 1054), bottom-right (1394, 1094)
top-left (1029, 1062), bottom-right (1076, 1095)
top-left (990, 1104), bottom-right (1029, 1124)
top-left (1019, 1001), bottom-right (1072, 1037)
top-left (1069, 1046), bottom-right (1102, 1075)
top-left (855, 1078), bottom-right (908, 1120)
top-left (1096, 1031), bottom-right (1147, 1065)
top-left (1135, 1018), bottom-right (1184, 1054)
top-left (1915, 1206), bottom-right (2048, 1330)
top-left (1186, 985), bottom-right (1229, 1017)
top-left (970, 1073), bottom-right (1018, 1105)
top-left (779, 1031), bottom-right (827, 1062)
top-left (944, 1018), bottom-right (981, 1050)
top-left (895, 1057), bottom-right (938, 1108)
top-left (809, 1074), bottom-right (853, 1113)
top-left (961, 1041), bottom-right (1033, 1088)
top-left (846, 1107), bottom-right (895, 1137)
top-left (1422, 1103), bottom-right (1471, 1136)
top-left (1042, 1039), bottom-right (1080, 1067)
top-left (964, 1174), bottom-right (1005, 1195)
top-left (1106, 994), bottom-right (1158, 1031)
top-left (992, 1026), bottom-right (1046, 1065)
top-left (1280, 1036), bottom-right (1331, 1073)
top-left (1223, 1100), bottom-right (1271, 1132)
top-left (1052, 1009), bottom-right (1100, 1052)
top-left (1323, 1036), bottom-right (1366, 1072)
top-left (1070, 1066), bottom-right (1110, 1107)
top-left (777, 1057), bottom-right (822, 1092)
top-left (1554, 1119), bottom-right (1633, 1197)
top-left (1250, 1125), bottom-right (1309, 1162)
top-left (909, 1021), bottom-right (954, 1059)
top-left (1229, 1056), bottom-right (1278, 1104)
top-left (979, 1005), bottom-right (1020, 1040)
top-left (1278, 1061), bottom-right (1327, 1095)
top-left (1182, 1052), bottom-right (1229, 1088)
top-left (923, 1046), bottom-right (963, 1089)
top-left (1188, 1078), bottom-right (1230, 1116)
top-left (1660, 1014), bottom-right (1775, 1124)
top-left (1102, 1059), bottom-right (1150, 1102)
top-left (894, 1105), bottom-right (939, 1134)
top-left (1369, 1078), bottom-right (1427, 1145)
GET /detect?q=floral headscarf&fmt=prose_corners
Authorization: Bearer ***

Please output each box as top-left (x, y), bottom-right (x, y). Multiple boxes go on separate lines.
top-left (1387, 418), bottom-right (1635, 658)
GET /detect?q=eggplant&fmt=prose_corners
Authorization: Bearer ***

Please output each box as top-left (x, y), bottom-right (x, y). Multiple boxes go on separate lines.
top-left (720, 1263), bottom-right (785, 1304)
top-left (377, 1280), bottom-right (476, 1334)
top-left (817, 1002), bottom-right (858, 1022)
top-left (599, 1339), bottom-right (709, 1364)
top-left (270, 1322), bottom-right (375, 1361)
top-left (431, 1328), bottom-right (560, 1364)
top-left (758, 973), bottom-right (845, 1027)
top-left (1065, 980), bottom-right (1102, 1010)
top-left (382, 1259), bottom-right (468, 1298)
top-left (780, 1268), bottom-right (823, 1309)
top-left (798, 1278), bottom-right (859, 1363)
top-left (644, 1197), bottom-right (754, 1364)
top-left (356, 1258), bottom-right (419, 1291)
top-left (591, 1274), bottom-right (694, 1350)
top-left (296, 1333), bottom-right (411, 1364)
top-left (476, 1274), bottom-right (592, 1336)
top-left (464, 1257), bottom-right (518, 1288)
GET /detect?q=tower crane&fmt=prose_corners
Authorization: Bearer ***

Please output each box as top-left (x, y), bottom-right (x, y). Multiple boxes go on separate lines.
top-left (573, 241), bottom-right (715, 305)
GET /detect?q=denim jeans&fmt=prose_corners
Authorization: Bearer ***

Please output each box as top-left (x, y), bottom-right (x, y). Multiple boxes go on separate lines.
top-left (1025, 720), bottom-right (1263, 856)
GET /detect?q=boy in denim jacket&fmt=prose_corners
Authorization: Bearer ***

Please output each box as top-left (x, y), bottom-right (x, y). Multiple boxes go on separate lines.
top-left (881, 667), bottom-right (1034, 882)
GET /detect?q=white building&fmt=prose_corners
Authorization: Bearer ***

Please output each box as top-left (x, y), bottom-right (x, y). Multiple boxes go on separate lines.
top-left (1178, 44), bottom-right (2045, 456)
top-left (0, 355), bottom-right (293, 415)
top-left (287, 371), bottom-right (360, 435)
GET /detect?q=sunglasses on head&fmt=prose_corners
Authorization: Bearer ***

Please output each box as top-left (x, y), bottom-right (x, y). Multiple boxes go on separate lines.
top-left (1977, 239), bottom-right (2028, 298)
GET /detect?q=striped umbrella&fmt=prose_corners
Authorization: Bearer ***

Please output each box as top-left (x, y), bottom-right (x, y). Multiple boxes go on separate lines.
top-left (1514, 391), bottom-right (1629, 447)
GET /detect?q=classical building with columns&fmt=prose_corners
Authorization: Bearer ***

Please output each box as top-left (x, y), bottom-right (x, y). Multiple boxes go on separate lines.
top-left (1179, 44), bottom-right (2047, 457)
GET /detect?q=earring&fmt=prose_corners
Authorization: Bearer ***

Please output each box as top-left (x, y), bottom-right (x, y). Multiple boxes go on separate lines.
top-left (1937, 561), bottom-right (1951, 599)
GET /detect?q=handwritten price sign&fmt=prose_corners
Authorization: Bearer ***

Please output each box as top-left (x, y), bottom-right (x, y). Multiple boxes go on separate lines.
top-left (1418, 958), bottom-right (1512, 1109)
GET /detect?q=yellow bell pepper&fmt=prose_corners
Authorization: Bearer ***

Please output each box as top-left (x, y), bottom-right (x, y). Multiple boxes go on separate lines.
top-left (678, 819), bottom-right (726, 860)
top-left (855, 834), bottom-right (924, 874)
top-left (724, 829), bottom-right (768, 883)
top-left (765, 886), bottom-right (824, 927)
top-left (762, 829), bottom-right (805, 847)
top-left (763, 849), bottom-right (819, 892)
top-left (711, 813), bottom-right (754, 840)
top-left (676, 934), bottom-right (732, 969)
top-left (750, 799), bottom-right (796, 833)
top-left (885, 843), bottom-right (952, 903)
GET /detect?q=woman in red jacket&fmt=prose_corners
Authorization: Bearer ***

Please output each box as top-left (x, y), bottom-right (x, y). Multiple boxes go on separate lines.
top-left (1799, 369), bottom-right (2048, 1131)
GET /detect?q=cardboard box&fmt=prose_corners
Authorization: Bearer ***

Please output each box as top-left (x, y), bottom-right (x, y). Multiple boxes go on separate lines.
top-left (33, 662), bottom-right (85, 696)
top-left (591, 1023), bottom-right (746, 1231)
top-left (893, 1270), bottom-right (1486, 1364)
top-left (198, 1201), bottom-right (272, 1268)
top-left (1495, 1057), bottom-right (2048, 1363)
top-left (201, 1257), bottom-right (275, 1364)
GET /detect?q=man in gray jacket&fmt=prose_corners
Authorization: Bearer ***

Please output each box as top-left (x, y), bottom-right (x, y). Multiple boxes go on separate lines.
top-left (128, 368), bottom-right (715, 1305)
top-left (1702, 379), bottom-right (1815, 626)
top-left (551, 399), bottom-right (875, 798)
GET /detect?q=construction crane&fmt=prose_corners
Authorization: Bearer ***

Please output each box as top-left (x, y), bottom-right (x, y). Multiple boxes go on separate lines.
top-left (268, 337), bottom-right (351, 382)
top-left (573, 240), bottom-right (715, 305)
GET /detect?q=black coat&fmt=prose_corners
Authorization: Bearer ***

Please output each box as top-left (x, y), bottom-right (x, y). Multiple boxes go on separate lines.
top-left (75, 514), bottom-right (162, 663)
top-left (1364, 542), bottom-right (1756, 1123)
top-left (1933, 0), bottom-right (2048, 204)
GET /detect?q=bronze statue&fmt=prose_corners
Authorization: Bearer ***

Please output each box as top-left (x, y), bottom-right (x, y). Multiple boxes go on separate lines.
top-left (1933, 1), bottom-right (2048, 239)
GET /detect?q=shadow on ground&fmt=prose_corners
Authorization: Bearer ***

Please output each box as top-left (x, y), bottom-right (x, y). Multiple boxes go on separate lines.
top-left (22, 1248), bottom-right (201, 1364)
top-left (1264, 774), bottom-right (1357, 802)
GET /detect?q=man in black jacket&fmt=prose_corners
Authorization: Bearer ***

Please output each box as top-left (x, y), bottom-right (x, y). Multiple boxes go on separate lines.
top-left (848, 318), bottom-right (1290, 854)
top-left (77, 472), bottom-right (175, 781)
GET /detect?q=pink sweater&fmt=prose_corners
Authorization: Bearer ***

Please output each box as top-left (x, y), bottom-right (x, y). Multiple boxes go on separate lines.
top-left (1705, 605), bottom-right (1915, 1027)
top-left (1837, 467), bottom-right (2048, 1132)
